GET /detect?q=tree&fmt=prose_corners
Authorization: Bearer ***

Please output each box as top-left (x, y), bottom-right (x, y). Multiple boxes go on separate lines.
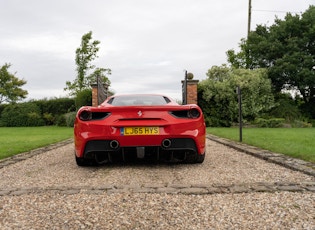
top-left (65, 31), bottom-right (111, 96)
top-left (227, 6), bottom-right (315, 117)
top-left (198, 65), bottom-right (275, 126)
top-left (0, 63), bottom-right (28, 104)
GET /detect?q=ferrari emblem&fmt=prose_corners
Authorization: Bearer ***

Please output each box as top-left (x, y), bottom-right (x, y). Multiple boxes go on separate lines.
top-left (137, 111), bottom-right (142, 117)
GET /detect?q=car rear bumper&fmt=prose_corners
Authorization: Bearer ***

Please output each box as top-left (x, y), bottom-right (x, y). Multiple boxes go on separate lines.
top-left (81, 138), bottom-right (202, 163)
top-left (74, 120), bottom-right (206, 158)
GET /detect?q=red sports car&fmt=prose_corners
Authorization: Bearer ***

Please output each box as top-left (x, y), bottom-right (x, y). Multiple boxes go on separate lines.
top-left (74, 94), bottom-right (206, 166)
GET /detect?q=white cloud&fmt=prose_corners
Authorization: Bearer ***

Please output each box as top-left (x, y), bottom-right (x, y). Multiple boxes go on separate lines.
top-left (0, 0), bottom-right (314, 102)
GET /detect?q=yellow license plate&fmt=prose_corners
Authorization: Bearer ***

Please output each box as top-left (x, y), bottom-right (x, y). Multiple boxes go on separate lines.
top-left (121, 127), bottom-right (159, 135)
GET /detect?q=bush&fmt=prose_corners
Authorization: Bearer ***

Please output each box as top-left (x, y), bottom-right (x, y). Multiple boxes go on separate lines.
top-left (55, 114), bottom-right (67, 127)
top-left (291, 120), bottom-right (312, 128)
top-left (269, 95), bottom-right (301, 122)
top-left (0, 104), bottom-right (8, 116)
top-left (75, 89), bottom-right (92, 109)
top-left (0, 102), bottom-right (45, 127)
top-left (254, 118), bottom-right (285, 128)
top-left (43, 112), bottom-right (55, 125)
top-left (34, 97), bottom-right (76, 116)
top-left (55, 112), bottom-right (77, 127)
top-left (65, 112), bottom-right (76, 127)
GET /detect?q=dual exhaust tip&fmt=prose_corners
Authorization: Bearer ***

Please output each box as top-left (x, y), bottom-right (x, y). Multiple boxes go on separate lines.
top-left (110, 139), bottom-right (172, 149)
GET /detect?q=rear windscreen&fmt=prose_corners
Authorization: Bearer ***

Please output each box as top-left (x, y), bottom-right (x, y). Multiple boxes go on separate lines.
top-left (109, 95), bottom-right (171, 106)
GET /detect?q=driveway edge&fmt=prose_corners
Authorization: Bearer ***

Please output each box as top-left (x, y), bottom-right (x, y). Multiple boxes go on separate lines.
top-left (207, 134), bottom-right (315, 177)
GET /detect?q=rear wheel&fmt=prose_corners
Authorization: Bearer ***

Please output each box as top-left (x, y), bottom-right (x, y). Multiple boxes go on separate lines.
top-left (75, 153), bottom-right (96, 167)
top-left (195, 153), bottom-right (205, 163)
top-left (185, 152), bottom-right (205, 164)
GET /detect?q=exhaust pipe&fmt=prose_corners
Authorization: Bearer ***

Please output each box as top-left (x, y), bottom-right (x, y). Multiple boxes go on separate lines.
top-left (162, 139), bottom-right (172, 148)
top-left (109, 140), bottom-right (119, 149)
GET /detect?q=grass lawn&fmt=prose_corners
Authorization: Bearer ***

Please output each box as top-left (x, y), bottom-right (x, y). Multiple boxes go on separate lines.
top-left (207, 127), bottom-right (315, 163)
top-left (0, 126), bottom-right (73, 160)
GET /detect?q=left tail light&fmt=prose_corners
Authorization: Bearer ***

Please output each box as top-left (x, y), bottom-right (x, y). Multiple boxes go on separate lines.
top-left (79, 110), bottom-right (110, 121)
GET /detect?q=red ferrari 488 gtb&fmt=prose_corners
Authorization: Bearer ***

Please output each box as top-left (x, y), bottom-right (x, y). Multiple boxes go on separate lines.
top-left (74, 94), bottom-right (206, 166)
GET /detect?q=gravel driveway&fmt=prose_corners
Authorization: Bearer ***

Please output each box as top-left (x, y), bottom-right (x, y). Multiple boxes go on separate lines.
top-left (0, 137), bottom-right (314, 229)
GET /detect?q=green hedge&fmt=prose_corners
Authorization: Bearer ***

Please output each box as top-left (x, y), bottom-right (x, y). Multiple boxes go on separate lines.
top-left (34, 97), bottom-right (76, 115)
top-left (0, 102), bottom-right (45, 127)
top-left (33, 97), bottom-right (76, 126)
top-left (0, 97), bottom-right (77, 127)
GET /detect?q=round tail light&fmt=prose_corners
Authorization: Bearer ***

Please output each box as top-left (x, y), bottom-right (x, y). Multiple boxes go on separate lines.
top-left (188, 108), bottom-right (200, 118)
top-left (79, 110), bottom-right (92, 121)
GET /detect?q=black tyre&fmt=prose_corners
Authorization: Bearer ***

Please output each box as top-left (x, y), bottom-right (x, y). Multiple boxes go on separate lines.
top-left (185, 152), bottom-right (205, 164)
top-left (195, 153), bottom-right (205, 163)
top-left (75, 154), bottom-right (96, 166)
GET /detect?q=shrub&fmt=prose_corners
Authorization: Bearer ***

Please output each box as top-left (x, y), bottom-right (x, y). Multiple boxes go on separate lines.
top-left (43, 112), bottom-right (55, 125)
top-left (269, 95), bottom-right (301, 122)
top-left (55, 112), bottom-right (77, 127)
top-left (291, 120), bottom-right (312, 128)
top-left (75, 89), bottom-right (92, 109)
top-left (0, 102), bottom-right (45, 127)
top-left (34, 97), bottom-right (76, 116)
top-left (254, 118), bottom-right (285, 128)
top-left (65, 112), bottom-right (76, 127)
top-left (55, 114), bottom-right (67, 126)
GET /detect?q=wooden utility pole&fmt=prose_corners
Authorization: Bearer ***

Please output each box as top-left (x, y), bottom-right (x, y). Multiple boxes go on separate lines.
top-left (248, 0), bottom-right (252, 38)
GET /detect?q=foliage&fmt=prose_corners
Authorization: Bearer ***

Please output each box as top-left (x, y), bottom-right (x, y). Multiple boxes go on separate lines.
top-left (65, 112), bottom-right (76, 127)
top-left (55, 114), bottom-right (67, 127)
top-left (33, 97), bottom-right (75, 126)
top-left (0, 63), bottom-right (28, 104)
top-left (198, 65), bottom-right (275, 126)
top-left (254, 118), bottom-right (285, 128)
top-left (34, 97), bottom-right (76, 116)
top-left (0, 102), bottom-right (45, 127)
top-left (0, 98), bottom-right (76, 127)
top-left (42, 112), bottom-right (55, 126)
top-left (75, 88), bottom-right (92, 109)
top-left (55, 112), bottom-right (76, 127)
top-left (290, 120), bottom-right (312, 128)
top-left (227, 6), bottom-right (315, 118)
top-left (268, 93), bottom-right (302, 122)
top-left (65, 31), bottom-right (111, 96)
top-left (0, 104), bottom-right (8, 117)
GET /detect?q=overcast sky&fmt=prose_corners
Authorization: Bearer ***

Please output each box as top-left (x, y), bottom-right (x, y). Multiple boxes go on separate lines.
top-left (1, 0), bottom-right (314, 101)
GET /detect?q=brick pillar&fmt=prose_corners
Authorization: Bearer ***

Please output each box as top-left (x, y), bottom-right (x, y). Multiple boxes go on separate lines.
top-left (91, 84), bottom-right (98, 107)
top-left (182, 79), bottom-right (199, 104)
top-left (187, 80), bottom-right (199, 104)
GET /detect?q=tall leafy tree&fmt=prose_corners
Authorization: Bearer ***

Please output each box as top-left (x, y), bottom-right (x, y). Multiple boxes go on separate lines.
top-left (199, 65), bottom-right (275, 126)
top-left (227, 6), bottom-right (315, 108)
top-left (0, 63), bottom-right (28, 104)
top-left (65, 31), bottom-right (111, 96)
